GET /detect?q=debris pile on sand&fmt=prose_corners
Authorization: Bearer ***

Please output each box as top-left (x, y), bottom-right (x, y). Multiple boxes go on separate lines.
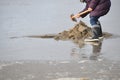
top-left (54, 21), bottom-right (92, 40)
top-left (54, 20), bottom-right (113, 41)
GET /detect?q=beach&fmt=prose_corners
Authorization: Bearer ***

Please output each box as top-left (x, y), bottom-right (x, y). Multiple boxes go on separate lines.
top-left (0, 0), bottom-right (120, 80)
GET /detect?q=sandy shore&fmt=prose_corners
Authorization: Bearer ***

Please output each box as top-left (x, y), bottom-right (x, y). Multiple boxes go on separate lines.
top-left (0, 60), bottom-right (120, 80)
top-left (0, 0), bottom-right (120, 80)
top-left (2, 21), bottom-right (120, 80)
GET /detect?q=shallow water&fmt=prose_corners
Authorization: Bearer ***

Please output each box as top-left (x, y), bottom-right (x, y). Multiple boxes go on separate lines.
top-left (0, 0), bottom-right (120, 61)
top-left (0, 0), bottom-right (120, 80)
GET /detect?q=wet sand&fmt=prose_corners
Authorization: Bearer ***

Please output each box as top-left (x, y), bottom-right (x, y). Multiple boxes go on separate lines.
top-left (0, 0), bottom-right (120, 80)
top-left (0, 60), bottom-right (120, 80)
top-left (1, 21), bottom-right (120, 80)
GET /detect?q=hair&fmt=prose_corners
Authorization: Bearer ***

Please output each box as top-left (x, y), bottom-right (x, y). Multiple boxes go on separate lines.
top-left (80, 0), bottom-right (85, 3)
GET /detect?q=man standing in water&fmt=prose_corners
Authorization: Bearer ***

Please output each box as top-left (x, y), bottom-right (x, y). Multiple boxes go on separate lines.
top-left (71, 0), bottom-right (111, 41)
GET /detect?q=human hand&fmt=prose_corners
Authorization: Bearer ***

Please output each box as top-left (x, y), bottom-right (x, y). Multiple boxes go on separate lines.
top-left (76, 14), bottom-right (81, 18)
top-left (73, 14), bottom-right (81, 18)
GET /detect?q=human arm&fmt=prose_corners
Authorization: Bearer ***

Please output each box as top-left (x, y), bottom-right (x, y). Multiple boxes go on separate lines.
top-left (71, 7), bottom-right (92, 18)
top-left (72, 0), bottom-right (100, 19)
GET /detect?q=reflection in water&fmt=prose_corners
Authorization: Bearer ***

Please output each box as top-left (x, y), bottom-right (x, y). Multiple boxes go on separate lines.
top-left (90, 42), bottom-right (102, 60)
top-left (71, 40), bottom-right (103, 61)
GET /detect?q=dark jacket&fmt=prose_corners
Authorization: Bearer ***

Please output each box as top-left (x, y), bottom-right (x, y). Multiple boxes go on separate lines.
top-left (80, 0), bottom-right (111, 18)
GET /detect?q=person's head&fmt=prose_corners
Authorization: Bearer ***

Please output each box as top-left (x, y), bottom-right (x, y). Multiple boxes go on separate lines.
top-left (80, 0), bottom-right (85, 3)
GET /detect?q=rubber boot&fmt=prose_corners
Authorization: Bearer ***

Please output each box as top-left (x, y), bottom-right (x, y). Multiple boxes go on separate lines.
top-left (85, 25), bottom-right (100, 42)
top-left (97, 21), bottom-right (103, 37)
top-left (91, 26), bottom-right (100, 39)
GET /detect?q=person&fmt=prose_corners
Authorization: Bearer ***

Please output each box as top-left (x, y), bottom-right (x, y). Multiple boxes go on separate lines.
top-left (71, 0), bottom-right (111, 41)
